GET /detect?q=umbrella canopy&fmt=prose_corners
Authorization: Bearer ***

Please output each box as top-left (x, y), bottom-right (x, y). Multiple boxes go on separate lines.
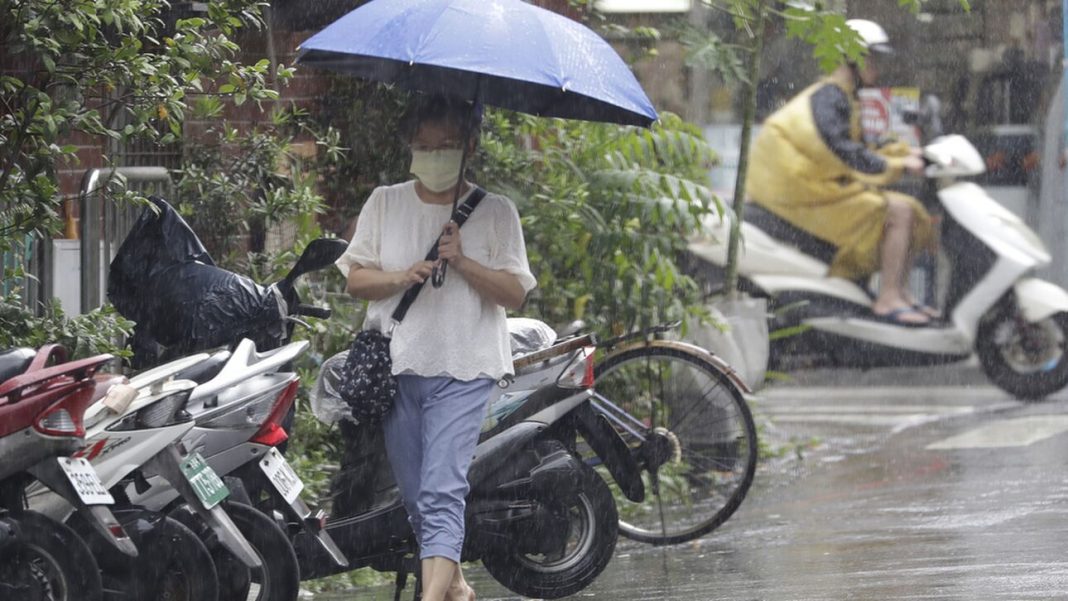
top-left (296, 0), bottom-right (658, 127)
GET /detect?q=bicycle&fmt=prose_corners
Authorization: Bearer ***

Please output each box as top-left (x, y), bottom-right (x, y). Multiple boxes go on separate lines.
top-left (587, 322), bottom-right (758, 546)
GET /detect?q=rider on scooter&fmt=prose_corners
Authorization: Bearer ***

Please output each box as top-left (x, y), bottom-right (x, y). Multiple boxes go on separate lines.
top-left (745, 18), bottom-right (934, 326)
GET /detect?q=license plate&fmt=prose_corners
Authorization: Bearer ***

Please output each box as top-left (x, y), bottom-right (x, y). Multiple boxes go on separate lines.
top-left (179, 452), bottom-right (229, 510)
top-left (259, 447), bottom-right (303, 504)
top-left (58, 457), bottom-right (114, 505)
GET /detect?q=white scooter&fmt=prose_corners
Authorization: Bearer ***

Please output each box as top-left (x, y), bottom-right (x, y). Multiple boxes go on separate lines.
top-left (27, 354), bottom-right (264, 600)
top-left (688, 98), bottom-right (1068, 400)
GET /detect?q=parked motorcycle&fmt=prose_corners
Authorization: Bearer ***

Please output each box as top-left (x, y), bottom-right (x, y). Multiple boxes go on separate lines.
top-left (688, 95), bottom-right (1068, 399)
top-left (302, 325), bottom-right (623, 600)
top-left (27, 353), bottom-right (265, 601)
top-left (127, 339), bottom-right (329, 601)
top-left (106, 198), bottom-right (351, 600)
top-left (0, 346), bottom-right (136, 601)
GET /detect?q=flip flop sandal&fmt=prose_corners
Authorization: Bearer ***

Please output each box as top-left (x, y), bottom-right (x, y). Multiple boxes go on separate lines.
top-left (871, 307), bottom-right (930, 328)
top-left (913, 303), bottom-right (943, 320)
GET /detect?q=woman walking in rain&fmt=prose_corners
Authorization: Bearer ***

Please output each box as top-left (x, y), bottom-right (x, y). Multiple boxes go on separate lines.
top-left (337, 95), bottom-right (536, 601)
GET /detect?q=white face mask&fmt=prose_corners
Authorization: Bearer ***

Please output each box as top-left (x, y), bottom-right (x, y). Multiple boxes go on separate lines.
top-left (409, 149), bottom-right (464, 193)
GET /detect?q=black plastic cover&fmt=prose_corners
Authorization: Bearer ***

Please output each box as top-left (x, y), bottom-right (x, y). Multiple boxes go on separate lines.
top-left (108, 197), bottom-right (285, 367)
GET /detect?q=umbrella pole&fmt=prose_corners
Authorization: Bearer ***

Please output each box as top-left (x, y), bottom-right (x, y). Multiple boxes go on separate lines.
top-left (432, 77), bottom-right (484, 288)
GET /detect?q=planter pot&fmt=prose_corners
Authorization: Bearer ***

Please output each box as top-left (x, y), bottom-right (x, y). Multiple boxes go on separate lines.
top-left (685, 296), bottom-right (769, 391)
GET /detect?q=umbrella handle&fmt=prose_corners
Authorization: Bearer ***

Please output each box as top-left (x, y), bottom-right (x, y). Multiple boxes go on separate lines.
top-left (432, 83), bottom-right (482, 290)
top-left (432, 260), bottom-right (447, 288)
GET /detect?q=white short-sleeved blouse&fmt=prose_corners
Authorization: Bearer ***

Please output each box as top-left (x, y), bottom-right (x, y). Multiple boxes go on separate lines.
top-left (336, 181), bottom-right (537, 381)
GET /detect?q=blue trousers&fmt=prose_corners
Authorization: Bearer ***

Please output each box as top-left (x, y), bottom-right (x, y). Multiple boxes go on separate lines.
top-left (382, 375), bottom-right (494, 562)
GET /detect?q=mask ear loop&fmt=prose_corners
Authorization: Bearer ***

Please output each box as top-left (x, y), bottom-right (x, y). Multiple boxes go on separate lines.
top-left (432, 83), bottom-right (483, 288)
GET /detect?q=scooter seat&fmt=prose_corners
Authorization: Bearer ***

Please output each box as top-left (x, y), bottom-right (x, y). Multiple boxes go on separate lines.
top-left (745, 204), bottom-right (838, 265)
top-left (0, 348), bottom-right (36, 386)
top-left (173, 351), bottom-right (231, 385)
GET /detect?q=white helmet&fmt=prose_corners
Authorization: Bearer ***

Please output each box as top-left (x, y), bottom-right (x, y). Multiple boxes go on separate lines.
top-left (845, 19), bottom-right (893, 55)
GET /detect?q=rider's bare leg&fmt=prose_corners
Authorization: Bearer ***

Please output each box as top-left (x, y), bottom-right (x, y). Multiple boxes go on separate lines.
top-left (873, 197), bottom-right (929, 324)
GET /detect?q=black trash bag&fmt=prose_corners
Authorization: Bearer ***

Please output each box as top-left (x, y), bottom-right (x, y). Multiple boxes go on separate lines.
top-left (108, 197), bottom-right (286, 367)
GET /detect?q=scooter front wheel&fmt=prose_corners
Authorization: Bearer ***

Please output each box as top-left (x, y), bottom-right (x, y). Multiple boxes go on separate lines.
top-left (978, 309), bottom-right (1068, 401)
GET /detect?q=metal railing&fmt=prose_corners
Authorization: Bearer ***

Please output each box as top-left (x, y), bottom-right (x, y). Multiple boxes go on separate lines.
top-left (77, 167), bottom-right (173, 313)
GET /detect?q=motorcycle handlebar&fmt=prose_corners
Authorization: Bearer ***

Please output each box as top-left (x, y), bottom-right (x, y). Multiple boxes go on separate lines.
top-left (294, 304), bottom-right (332, 320)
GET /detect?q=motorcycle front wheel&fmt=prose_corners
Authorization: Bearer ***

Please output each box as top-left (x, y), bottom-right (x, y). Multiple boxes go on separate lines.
top-left (0, 511), bottom-right (103, 601)
top-left (978, 309), bottom-right (1068, 400)
top-left (480, 460), bottom-right (617, 599)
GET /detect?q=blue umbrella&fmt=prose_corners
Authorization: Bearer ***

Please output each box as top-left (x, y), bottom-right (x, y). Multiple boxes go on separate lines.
top-left (296, 0), bottom-right (658, 127)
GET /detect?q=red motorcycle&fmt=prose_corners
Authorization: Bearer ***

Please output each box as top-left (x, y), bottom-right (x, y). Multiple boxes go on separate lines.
top-left (0, 344), bottom-right (136, 601)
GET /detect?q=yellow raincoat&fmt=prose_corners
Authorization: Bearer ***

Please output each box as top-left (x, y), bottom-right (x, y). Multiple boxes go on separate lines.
top-left (745, 76), bottom-right (932, 280)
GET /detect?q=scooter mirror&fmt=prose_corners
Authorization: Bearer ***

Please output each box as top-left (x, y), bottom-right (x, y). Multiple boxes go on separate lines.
top-left (283, 239), bottom-right (348, 285)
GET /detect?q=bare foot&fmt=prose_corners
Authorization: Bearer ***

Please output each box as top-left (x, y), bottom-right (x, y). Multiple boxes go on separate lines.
top-left (445, 583), bottom-right (475, 601)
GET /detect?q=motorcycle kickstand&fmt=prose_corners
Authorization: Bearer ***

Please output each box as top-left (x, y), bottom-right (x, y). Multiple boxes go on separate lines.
top-left (394, 567), bottom-right (423, 601)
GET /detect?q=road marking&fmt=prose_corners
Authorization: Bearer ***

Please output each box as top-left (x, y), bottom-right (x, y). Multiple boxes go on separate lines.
top-left (760, 386), bottom-right (1010, 401)
top-left (927, 415), bottom-right (1068, 449)
top-left (765, 405), bottom-right (976, 414)
top-left (768, 413), bottom-right (936, 427)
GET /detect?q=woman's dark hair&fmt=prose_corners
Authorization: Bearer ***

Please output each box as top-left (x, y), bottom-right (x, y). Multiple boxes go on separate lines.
top-left (402, 94), bottom-right (482, 142)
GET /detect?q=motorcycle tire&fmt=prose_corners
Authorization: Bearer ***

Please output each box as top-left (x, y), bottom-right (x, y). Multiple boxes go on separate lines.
top-left (75, 508), bottom-right (219, 601)
top-left (480, 460), bottom-right (617, 600)
top-left (206, 501), bottom-right (300, 601)
top-left (0, 511), bottom-right (103, 601)
top-left (978, 309), bottom-right (1068, 401)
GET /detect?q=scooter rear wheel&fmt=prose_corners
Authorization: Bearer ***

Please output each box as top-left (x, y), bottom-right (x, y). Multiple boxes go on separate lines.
top-left (0, 511), bottom-right (103, 601)
top-left (72, 507), bottom-right (219, 601)
top-left (209, 501), bottom-right (300, 601)
top-left (978, 309), bottom-right (1068, 400)
top-left (480, 459), bottom-right (617, 599)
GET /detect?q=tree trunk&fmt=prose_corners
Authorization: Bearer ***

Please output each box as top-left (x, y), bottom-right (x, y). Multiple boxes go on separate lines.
top-left (724, 0), bottom-right (767, 299)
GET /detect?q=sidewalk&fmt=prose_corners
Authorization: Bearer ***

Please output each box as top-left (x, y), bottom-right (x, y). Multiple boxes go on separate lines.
top-left (767, 356), bottom-right (988, 389)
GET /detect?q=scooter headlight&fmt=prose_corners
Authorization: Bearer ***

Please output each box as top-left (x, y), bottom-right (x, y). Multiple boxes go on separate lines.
top-left (107, 389), bottom-right (193, 431)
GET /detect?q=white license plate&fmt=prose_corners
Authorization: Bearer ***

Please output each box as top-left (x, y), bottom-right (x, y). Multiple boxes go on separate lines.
top-left (58, 457), bottom-right (114, 505)
top-left (259, 447), bottom-right (303, 504)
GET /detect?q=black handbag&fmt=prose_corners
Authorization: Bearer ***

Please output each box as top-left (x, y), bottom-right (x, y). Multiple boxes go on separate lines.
top-left (338, 187), bottom-right (488, 423)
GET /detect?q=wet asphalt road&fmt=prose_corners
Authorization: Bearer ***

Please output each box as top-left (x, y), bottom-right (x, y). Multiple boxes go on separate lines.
top-left (315, 362), bottom-right (1068, 600)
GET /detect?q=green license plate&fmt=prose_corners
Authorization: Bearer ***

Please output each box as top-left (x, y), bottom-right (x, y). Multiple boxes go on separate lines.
top-left (179, 452), bottom-right (229, 510)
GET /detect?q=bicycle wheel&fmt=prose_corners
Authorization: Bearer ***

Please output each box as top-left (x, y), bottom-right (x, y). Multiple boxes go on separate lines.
top-left (592, 342), bottom-right (757, 545)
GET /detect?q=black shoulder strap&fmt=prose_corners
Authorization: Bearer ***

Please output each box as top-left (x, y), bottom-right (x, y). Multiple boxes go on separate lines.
top-left (390, 187), bottom-right (488, 324)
